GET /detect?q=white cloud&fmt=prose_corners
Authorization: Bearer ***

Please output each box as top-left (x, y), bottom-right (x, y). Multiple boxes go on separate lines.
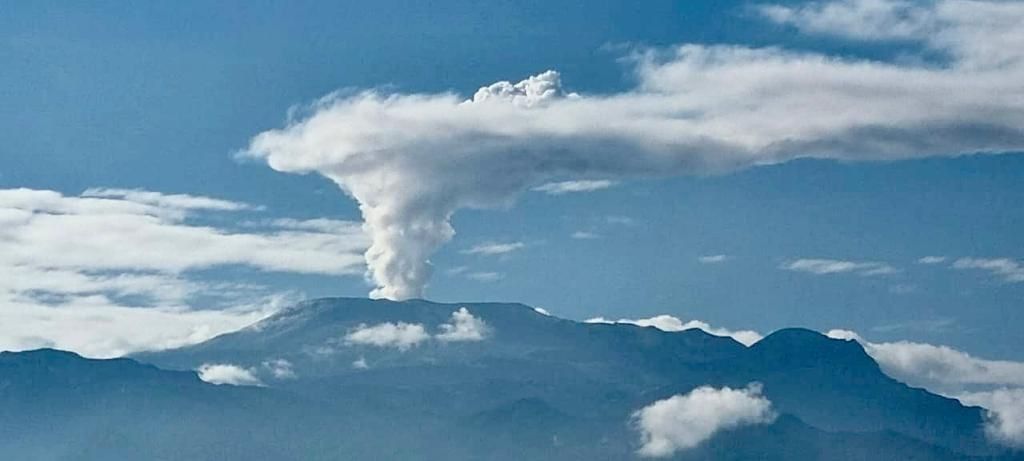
top-left (197, 363), bottom-right (264, 386)
top-left (0, 293), bottom-right (281, 359)
top-left (0, 188), bottom-right (366, 276)
top-left (81, 188), bottom-right (256, 212)
top-left (958, 388), bottom-right (1024, 447)
top-left (436, 308), bottom-right (489, 342)
top-left (0, 187), bottom-right (362, 358)
top-left (344, 322), bottom-right (430, 351)
top-left (352, 356), bottom-right (369, 369)
top-left (466, 271), bottom-right (503, 282)
top-left (461, 242), bottom-right (525, 256)
top-left (758, 0), bottom-right (935, 42)
top-left (632, 383), bottom-right (776, 457)
top-left (698, 255), bottom-right (730, 264)
top-left (585, 315), bottom-right (763, 346)
top-left (918, 256), bottom-right (947, 264)
top-left (952, 257), bottom-right (1024, 283)
top-left (757, 0), bottom-right (1024, 68)
top-left (470, 69), bottom-right (577, 107)
top-left (532, 179), bottom-right (618, 195)
top-left (262, 358), bottom-right (297, 379)
top-left (571, 231), bottom-right (600, 240)
top-left (244, 0), bottom-right (1024, 300)
top-left (781, 258), bottom-right (899, 276)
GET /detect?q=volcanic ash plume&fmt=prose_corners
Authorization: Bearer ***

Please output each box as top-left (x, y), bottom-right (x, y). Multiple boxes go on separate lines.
top-left (245, 3), bottom-right (1024, 299)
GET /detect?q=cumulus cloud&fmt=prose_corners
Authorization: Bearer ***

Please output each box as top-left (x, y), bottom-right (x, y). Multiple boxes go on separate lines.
top-left (781, 258), bottom-right (899, 276)
top-left (952, 257), bottom-right (1024, 283)
top-left (827, 328), bottom-right (1024, 447)
top-left (352, 356), bottom-right (369, 369)
top-left (461, 242), bottom-right (525, 256)
top-left (342, 309), bottom-right (491, 349)
top-left (436, 307), bottom-right (489, 342)
top-left (585, 315), bottom-right (763, 346)
top-left (632, 383), bottom-right (776, 457)
top-left (244, 0), bottom-right (1024, 300)
top-left (197, 363), bottom-right (264, 386)
top-left (698, 254), bottom-right (730, 264)
top-left (344, 322), bottom-right (431, 351)
top-left (0, 188), bottom-right (360, 357)
top-left (532, 179), bottom-right (618, 195)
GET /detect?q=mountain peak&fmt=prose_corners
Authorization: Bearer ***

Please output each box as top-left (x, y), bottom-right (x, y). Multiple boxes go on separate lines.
top-left (747, 327), bottom-right (881, 372)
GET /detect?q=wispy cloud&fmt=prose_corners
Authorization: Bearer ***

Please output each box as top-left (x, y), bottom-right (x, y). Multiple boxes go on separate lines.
top-left (781, 258), bottom-right (899, 276)
top-left (466, 271), bottom-right (503, 282)
top-left (532, 179), bottom-right (618, 195)
top-left (0, 187), bottom-right (364, 357)
top-left (461, 241), bottom-right (525, 256)
top-left (697, 254), bottom-right (730, 264)
top-left (917, 256), bottom-right (947, 264)
top-left (571, 231), bottom-right (600, 240)
top-left (952, 258), bottom-right (1024, 283)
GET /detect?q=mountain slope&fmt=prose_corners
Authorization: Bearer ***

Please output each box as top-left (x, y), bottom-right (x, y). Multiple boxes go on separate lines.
top-left (4, 298), bottom-right (1020, 460)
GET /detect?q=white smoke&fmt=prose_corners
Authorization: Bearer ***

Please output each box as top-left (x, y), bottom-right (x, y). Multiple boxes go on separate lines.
top-left (244, 0), bottom-right (1024, 299)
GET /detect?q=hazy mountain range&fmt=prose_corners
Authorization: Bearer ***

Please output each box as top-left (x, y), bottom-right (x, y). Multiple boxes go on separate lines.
top-left (2, 298), bottom-right (1021, 460)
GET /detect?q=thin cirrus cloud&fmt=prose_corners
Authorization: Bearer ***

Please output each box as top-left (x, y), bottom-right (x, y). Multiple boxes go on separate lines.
top-left (243, 0), bottom-right (1024, 301)
top-left (465, 271), bottom-right (503, 283)
top-left (632, 383), bottom-right (776, 457)
top-left (461, 242), bottom-right (526, 256)
top-left (0, 187), bottom-right (368, 358)
top-left (827, 329), bottom-right (1024, 446)
top-left (697, 254), bottom-right (730, 264)
top-left (781, 258), bottom-right (899, 276)
top-left (952, 257), bottom-right (1024, 283)
top-left (532, 179), bottom-right (619, 195)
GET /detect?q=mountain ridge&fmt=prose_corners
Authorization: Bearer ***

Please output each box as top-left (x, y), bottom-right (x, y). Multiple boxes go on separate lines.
top-left (3, 297), bottom-right (1020, 460)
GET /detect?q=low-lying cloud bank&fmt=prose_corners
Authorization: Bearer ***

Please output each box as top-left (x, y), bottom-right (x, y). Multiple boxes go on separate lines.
top-left (586, 315), bottom-right (763, 346)
top-left (633, 383), bottom-right (776, 457)
top-left (244, 0), bottom-right (1024, 300)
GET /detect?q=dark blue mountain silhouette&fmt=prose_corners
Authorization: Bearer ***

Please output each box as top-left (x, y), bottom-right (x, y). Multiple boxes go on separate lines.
top-left (2, 298), bottom-right (1021, 460)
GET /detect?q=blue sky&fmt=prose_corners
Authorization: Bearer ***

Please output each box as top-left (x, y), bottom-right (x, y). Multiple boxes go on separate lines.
top-left (2, 0), bottom-right (1023, 361)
